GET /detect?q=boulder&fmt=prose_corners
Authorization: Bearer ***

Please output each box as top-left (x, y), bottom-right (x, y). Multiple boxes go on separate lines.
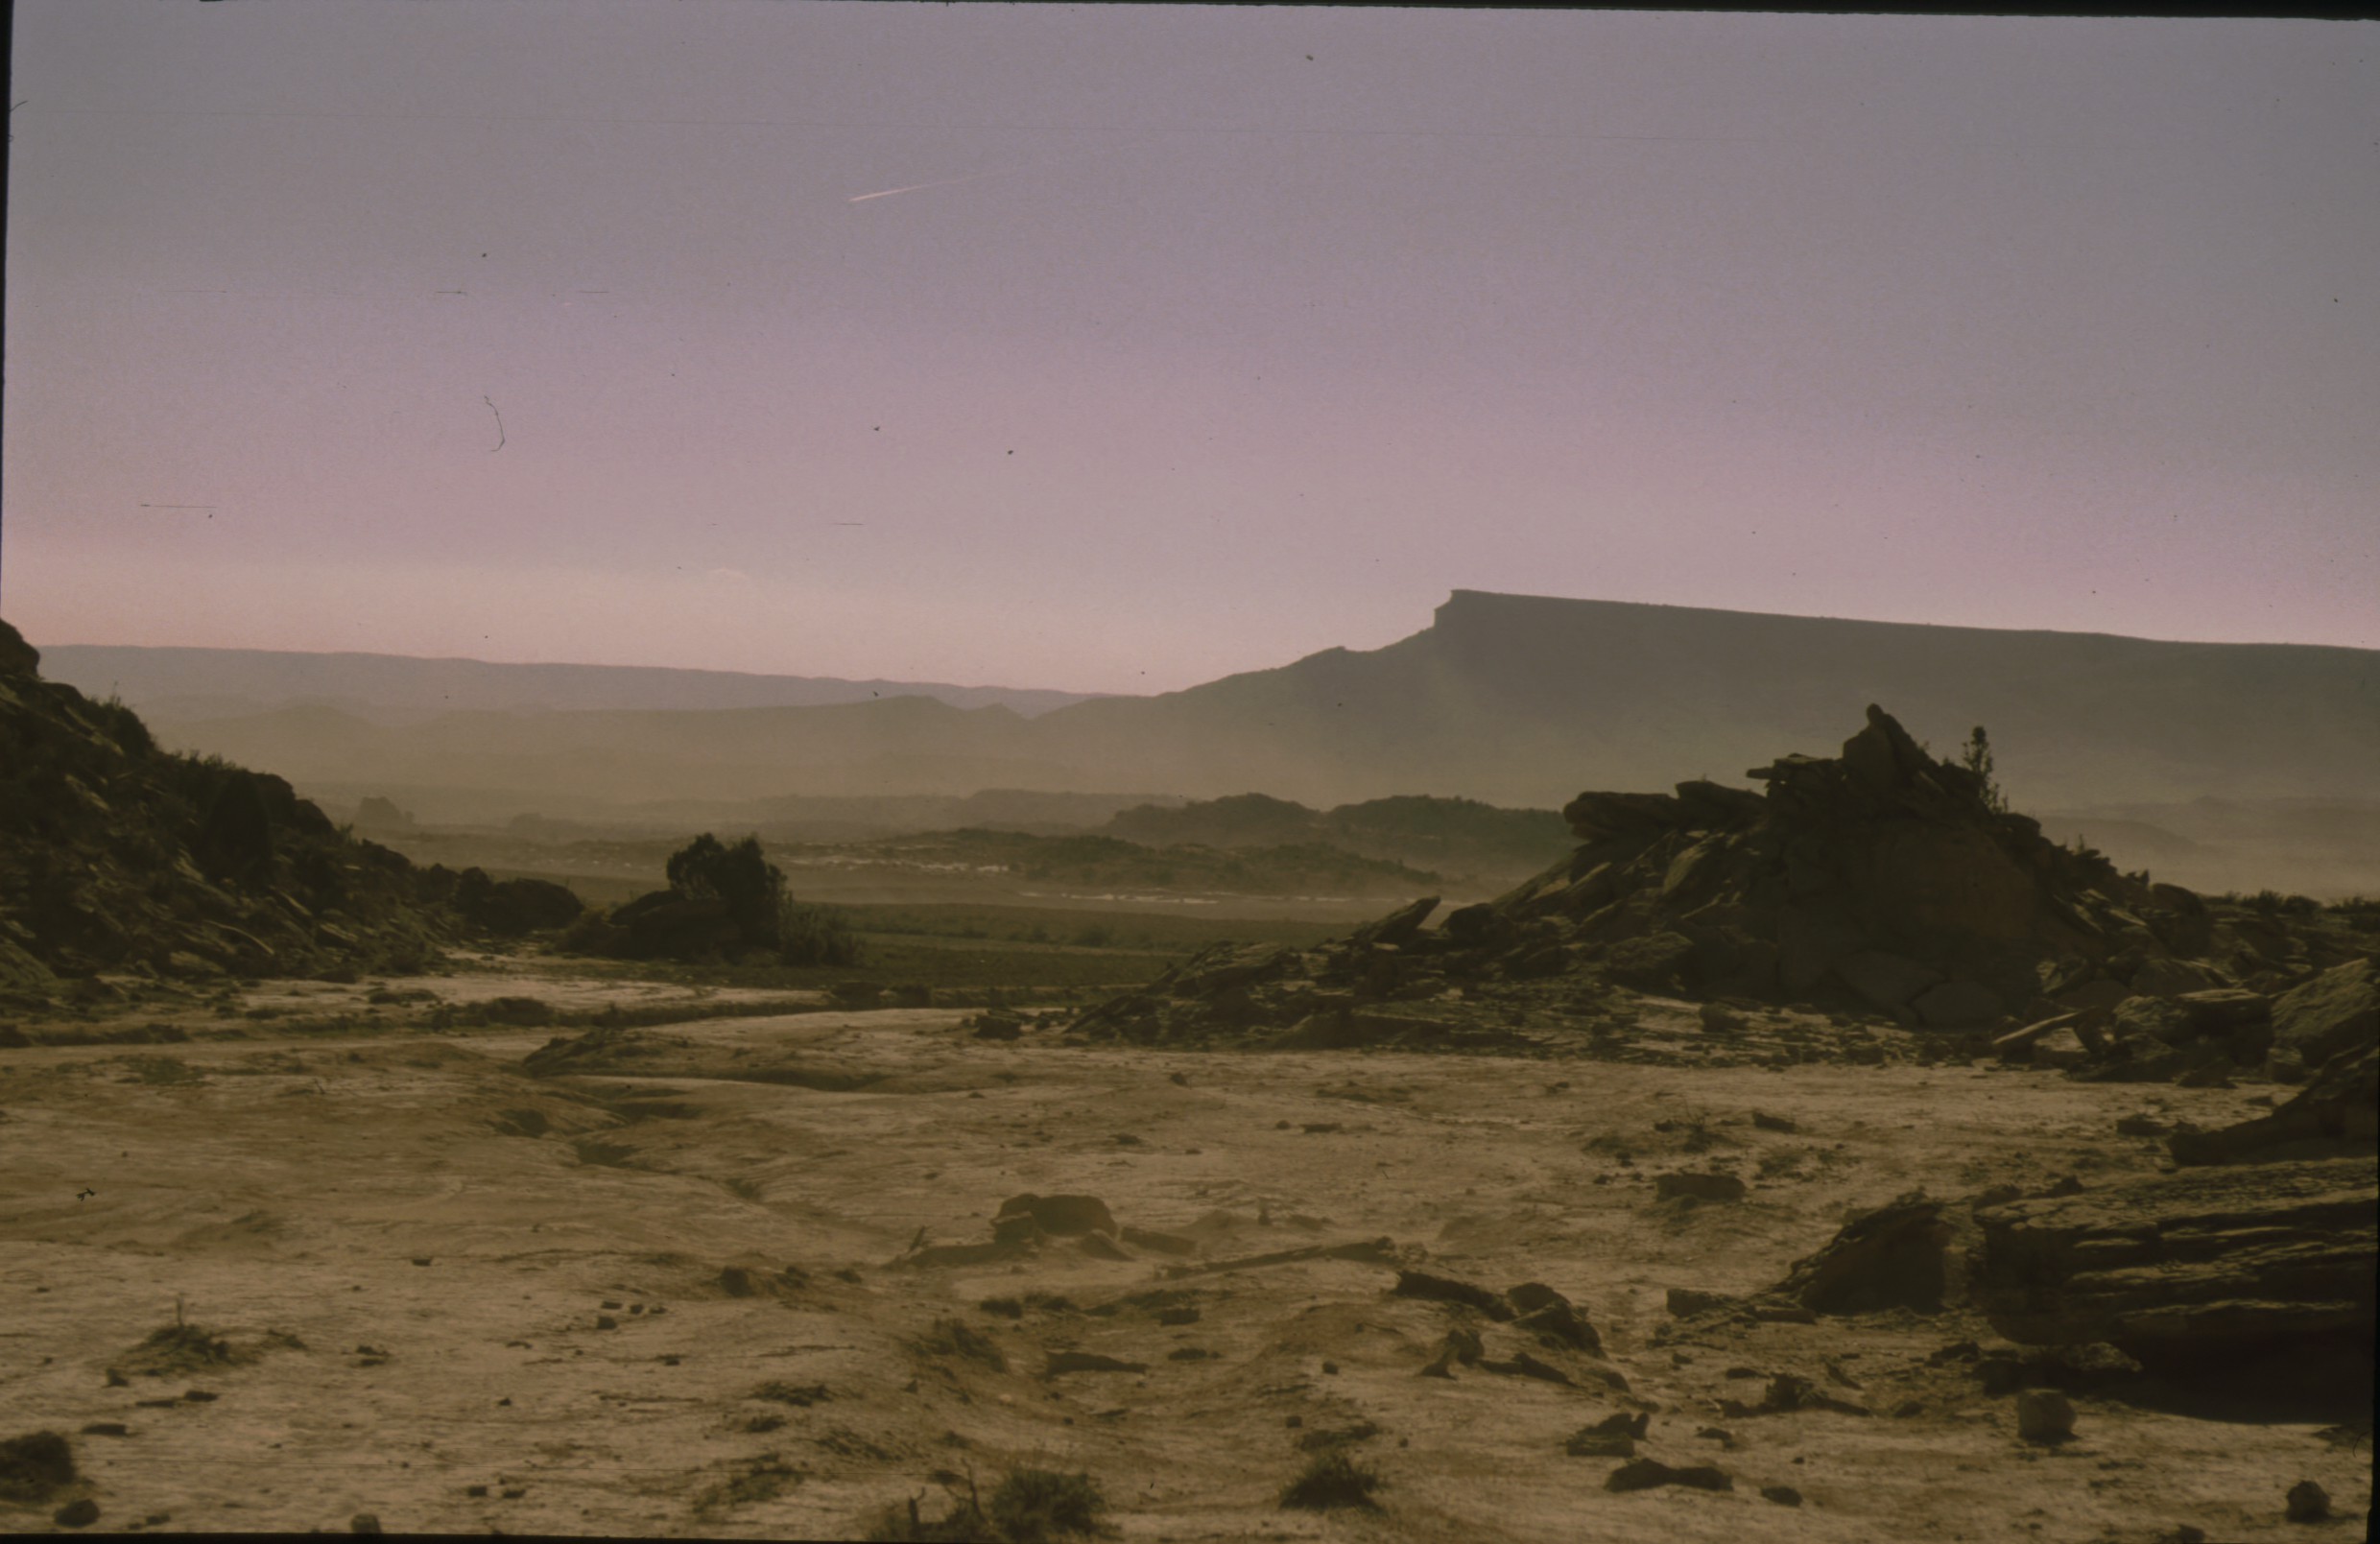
top-left (1349, 896), bottom-right (1439, 949)
top-left (2285, 1481), bottom-right (2330, 1523)
top-left (2032, 1026), bottom-right (2092, 1069)
top-left (2271, 960), bottom-right (2377, 1067)
top-left (2014, 1389), bottom-right (2075, 1444)
top-left (2130, 956), bottom-right (2224, 998)
top-left (1764, 1193), bottom-right (1960, 1315)
top-left (1969, 1157), bottom-right (2376, 1388)
top-left (1506, 1283), bottom-right (1602, 1353)
top-left (1994, 1014), bottom-right (2078, 1062)
top-left (1835, 951), bottom-right (1943, 1012)
top-left (2169, 1046), bottom-right (2378, 1166)
top-left (1655, 1172), bottom-right (1747, 1204)
top-left (2172, 988), bottom-right (2270, 1032)
top-left (992, 1194), bottom-right (1117, 1241)
top-left (1913, 979), bottom-right (2005, 1029)
top-left (1604, 1457), bottom-right (1732, 1494)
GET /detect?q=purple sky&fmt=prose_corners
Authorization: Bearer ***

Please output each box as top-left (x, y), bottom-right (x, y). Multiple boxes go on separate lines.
top-left (6, 3), bottom-right (2375, 695)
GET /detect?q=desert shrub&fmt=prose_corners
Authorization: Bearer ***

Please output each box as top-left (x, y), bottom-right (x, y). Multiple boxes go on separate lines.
top-left (863, 1468), bottom-right (1105, 1543)
top-left (780, 899), bottom-right (863, 967)
top-left (94, 693), bottom-right (155, 758)
top-left (1280, 1450), bottom-right (1382, 1510)
top-left (914, 1318), bottom-right (1007, 1370)
top-left (987, 1468), bottom-right (1107, 1543)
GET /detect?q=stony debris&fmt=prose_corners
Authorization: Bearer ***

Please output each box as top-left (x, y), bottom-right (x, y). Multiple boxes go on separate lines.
top-left (2284, 1479), bottom-right (2330, 1523)
top-left (1720, 1373), bottom-right (1869, 1419)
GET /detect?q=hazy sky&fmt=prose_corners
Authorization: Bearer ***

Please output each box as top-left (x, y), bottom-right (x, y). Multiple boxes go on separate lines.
top-left (6, 3), bottom-right (2375, 693)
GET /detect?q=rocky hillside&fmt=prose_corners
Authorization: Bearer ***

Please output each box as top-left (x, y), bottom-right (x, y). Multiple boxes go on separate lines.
top-left (0, 619), bottom-right (460, 1000)
top-left (1074, 705), bottom-right (2376, 1089)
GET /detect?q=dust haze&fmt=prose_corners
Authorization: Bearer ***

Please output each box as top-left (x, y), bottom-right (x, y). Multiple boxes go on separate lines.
top-left (3, 5), bottom-right (2375, 1542)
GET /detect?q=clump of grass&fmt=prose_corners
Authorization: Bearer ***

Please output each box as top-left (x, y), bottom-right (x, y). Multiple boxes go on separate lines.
top-left (914, 1318), bottom-right (1008, 1371)
top-left (1279, 1450), bottom-right (1382, 1510)
top-left (693, 1453), bottom-right (801, 1518)
top-left (864, 1467), bottom-right (1106, 1543)
top-left (121, 1321), bottom-right (238, 1374)
top-left (120, 1055), bottom-right (202, 1085)
top-left (988, 1468), bottom-right (1107, 1543)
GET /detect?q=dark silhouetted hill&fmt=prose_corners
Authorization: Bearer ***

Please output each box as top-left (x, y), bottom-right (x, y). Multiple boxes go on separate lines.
top-left (38, 643), bottom-right (1100, 725)
top-left (1033, 591), bottom-right (2380, 810)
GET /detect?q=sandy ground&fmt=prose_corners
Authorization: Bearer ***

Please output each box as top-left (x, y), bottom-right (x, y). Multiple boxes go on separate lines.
top-left (0, 981), bottom-right (2368, 1540)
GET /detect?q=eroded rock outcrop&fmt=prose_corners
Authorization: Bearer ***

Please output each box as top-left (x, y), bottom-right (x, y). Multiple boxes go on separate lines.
top-left (1967, 1157), bottom-right (2377, 1387)
top-left (1069, 706), bottom-right (2370, 1073)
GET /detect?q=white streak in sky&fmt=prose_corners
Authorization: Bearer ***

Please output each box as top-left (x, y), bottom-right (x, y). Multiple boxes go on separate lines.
top-left (849, 165), bottom-right (1032, 203)
top-left (848, 145), bottom-right (1130, 204)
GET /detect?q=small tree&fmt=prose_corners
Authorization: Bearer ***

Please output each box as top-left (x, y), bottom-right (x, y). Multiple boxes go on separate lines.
top-left (1960, 725), bottom-right (2009, 815)
top-left (666, 833), bottom-right (787, 950)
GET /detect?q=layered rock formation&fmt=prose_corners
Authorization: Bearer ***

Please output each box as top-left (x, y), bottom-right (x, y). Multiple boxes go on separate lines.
top-left (1967, 1157), bottom-right (2376, 1390)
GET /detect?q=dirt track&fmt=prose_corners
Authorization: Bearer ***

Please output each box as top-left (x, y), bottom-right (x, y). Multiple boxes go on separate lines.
top-left (0, 983), bottom-right (2368, 1540)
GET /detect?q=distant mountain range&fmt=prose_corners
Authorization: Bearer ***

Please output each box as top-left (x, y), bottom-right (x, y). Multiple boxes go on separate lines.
top-left (35, 592), bottom-right (2380, 892)
top-left (37, 644), bottom-right (1101, 724)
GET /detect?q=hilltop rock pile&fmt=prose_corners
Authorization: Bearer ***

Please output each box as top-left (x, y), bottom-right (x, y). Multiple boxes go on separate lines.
top-left (1070, 707), bottom-right (2374, 1082)
top-left (0, 617), bottom-right (457, 994)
